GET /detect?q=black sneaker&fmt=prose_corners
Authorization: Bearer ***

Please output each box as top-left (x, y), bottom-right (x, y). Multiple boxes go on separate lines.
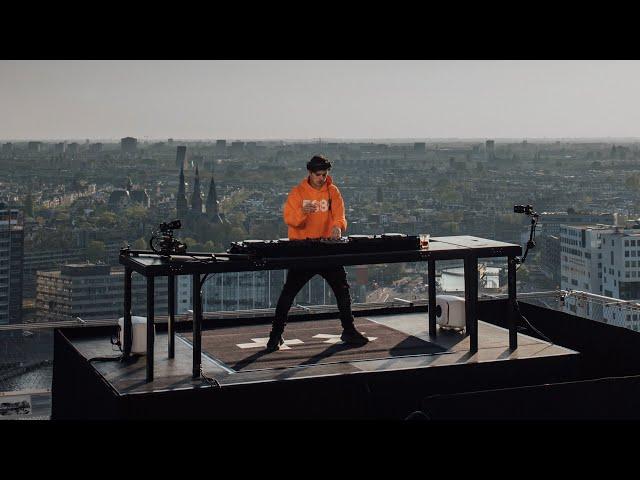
top-left (265, 333), bottom-right (284, 352)
top-left (340, 327), bottom-right (369, 345)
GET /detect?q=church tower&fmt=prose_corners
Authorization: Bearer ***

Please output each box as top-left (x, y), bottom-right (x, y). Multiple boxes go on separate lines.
top-left (191, 165), bottom-right (204, 214)
top-left (205, 174), bottom-right (223, 223)
top-left (176, 165), bottom-right (188, 219)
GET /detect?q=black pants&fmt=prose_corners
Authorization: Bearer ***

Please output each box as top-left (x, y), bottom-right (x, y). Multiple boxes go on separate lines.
top-left (272, 266), bottom-right (355, 332)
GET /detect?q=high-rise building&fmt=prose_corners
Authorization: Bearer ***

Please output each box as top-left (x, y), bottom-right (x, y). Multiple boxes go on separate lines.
top-left (28, 141), bottom-right (42, 152)
top-left (121, 137), bottom-right (138, 154)
top-left (539, 212), bottom-right (619, 282)
top-left (230, 141), bottom-right (244, 156)
top-left (0, 205), bottom-right (24, 324)
top-left (485, 140), bottom-right (495, 160)
top-left (414, 142), bottom-right (426, 153)
top-left (560, 224), bottom-right (608, 295)
top-left (560, 224), bottom-right (640, 327)
top-left (176, 270), bottom-right (287, 313)
top-left (215, 140), bottom-right (227, 153)
top-left (600, 227), bottom-right (640, 300)
top-left (36, 264), bottom-right (168, 322)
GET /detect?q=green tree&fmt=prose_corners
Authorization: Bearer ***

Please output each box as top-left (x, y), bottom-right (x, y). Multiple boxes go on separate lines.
top-left (123, 205), bottom-right (148, 225)
top-left (87, 240), bottom-right (106, 262)
top-left (625, 173), bottom-right (640, 192)
top-left (133, 237), bottom-right (147, 250)
top-left (202, 240), bottom-right (216, 252)
top-left (95, 211), bottom-right (118, 229)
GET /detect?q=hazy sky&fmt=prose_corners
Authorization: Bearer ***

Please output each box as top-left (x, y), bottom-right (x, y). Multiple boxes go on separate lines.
top-left (2, 60), bottom-right (640, 141)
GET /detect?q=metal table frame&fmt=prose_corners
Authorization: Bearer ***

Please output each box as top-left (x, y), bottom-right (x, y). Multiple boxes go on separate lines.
top-left (119, 236), bottom-right (521, 382)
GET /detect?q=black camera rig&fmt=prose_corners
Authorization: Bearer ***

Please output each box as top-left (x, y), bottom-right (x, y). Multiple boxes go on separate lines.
top-left (513, 204), bottom-right (539, 265)
top-left (149, 219), bottom-right (187, 256)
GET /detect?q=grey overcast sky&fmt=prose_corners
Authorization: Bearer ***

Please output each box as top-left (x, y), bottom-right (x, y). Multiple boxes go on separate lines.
top-left (2, 60), bottom-right (640, 141)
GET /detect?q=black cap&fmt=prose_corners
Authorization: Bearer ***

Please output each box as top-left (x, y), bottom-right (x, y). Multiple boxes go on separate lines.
top-left (306, 155), bottom-right (332, 172)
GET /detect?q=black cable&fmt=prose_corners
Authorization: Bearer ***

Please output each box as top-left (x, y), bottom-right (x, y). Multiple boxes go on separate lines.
top-left (199, 272), bottom-right (216, 289)
top-left (200, 366), bottom-right (221, 388)
top-left (88, 354), bottom-right (124, 363)
top-left (111, 329), bottom-right (122, 352)
top-left (515, 299), bottom-right (553, 344)
top-left (516, 214), bottom-right (539, 271)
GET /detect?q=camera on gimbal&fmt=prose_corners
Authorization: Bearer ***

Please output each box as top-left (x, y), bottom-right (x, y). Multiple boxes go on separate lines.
top-left (149, 219), bottom-right (187, 256)
top-left (513, 204), bottom-right (539, 265)
top-left (158, 219), bottom-right (182, 233)
top-left (514, 204), bottom-right (536, 216)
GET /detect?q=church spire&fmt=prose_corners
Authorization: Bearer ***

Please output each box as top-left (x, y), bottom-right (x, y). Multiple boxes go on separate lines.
top-left (190, 164), bottom-right (203, 214)
top-left (176, 165), bottom-right (188, 219)
top-left (206, 174), bottom-right (223, 223)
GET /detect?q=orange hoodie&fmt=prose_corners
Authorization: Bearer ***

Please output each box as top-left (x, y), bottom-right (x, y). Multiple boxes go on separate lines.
top-left (283, 175), bottom-right (347, 240)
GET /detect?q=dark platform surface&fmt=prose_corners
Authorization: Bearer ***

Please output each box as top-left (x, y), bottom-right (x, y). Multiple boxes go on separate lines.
top-left (63, 309), bottom-right (577, 397)
top-left (180, 318), bottom-right (447, 372)
top-left (52, 305), bottom-right (582, 419)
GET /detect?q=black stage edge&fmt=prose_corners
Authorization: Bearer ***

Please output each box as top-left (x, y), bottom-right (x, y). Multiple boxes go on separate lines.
top-left (422, 301), bottom-right (640, 420)
top-left (51, 299), bottom-right (587, 420)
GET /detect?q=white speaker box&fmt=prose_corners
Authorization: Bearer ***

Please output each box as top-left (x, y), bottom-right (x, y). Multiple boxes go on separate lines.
top-left (118, 316), bottom-right (154, 354)
top-left (433, 295), bottom-right (466, 330)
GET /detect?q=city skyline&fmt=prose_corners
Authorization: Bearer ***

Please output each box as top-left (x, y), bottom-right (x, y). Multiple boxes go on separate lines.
top-left (3, 60), bottom-right (640, 140)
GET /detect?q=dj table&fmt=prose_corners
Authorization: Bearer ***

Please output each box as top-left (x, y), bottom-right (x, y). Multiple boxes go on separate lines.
top-left (119, 235), bottom-right (522, 382)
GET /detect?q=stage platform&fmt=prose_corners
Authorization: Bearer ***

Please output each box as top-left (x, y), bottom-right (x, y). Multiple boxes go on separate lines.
top-left (52, 304), bottom-right (580, 419)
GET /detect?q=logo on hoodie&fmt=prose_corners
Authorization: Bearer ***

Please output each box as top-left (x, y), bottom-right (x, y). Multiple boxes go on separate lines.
top-left (304, 199), bottom-right (329, 213)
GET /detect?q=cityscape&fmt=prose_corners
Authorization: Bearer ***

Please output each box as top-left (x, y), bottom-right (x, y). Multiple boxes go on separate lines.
top-left (3, 60), bottom-right (640, 420)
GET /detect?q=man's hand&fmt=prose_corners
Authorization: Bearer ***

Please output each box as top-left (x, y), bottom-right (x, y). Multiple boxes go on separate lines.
top-left (302, 201), bottom-right (318, 214)
top-left (330, 226), bottom-right (342, 239)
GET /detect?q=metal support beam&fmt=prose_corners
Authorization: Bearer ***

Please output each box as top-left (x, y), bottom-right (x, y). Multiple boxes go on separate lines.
top-left (168, 275), bottom-right (176, 359)
top-left (146, 276), bottom-right (155, 382)
top-left (123, 267), bottom-right (132, 357)
top-left (464, 256), bottom-right (479, 353)
top-left (192, 273), bottom-right (202, 379)
top-left (508, 256), bottom-right (518, 350)
top-left (428, 259), bottom-right (436, 338)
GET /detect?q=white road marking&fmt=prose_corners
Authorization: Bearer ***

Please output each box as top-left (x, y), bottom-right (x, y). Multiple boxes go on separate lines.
top-left (313, 333), bottom-right (378, 343)
top-left (313, 334), bottom-right (342, 344)
top-left (237, 337), bottom-right (304, 350)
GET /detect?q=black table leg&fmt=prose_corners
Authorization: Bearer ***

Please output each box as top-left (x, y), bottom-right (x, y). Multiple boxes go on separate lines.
top-left (123, 267), bottom-right (132, 357)
top-left (146, 276), bottom-right (155, 382)
top-left (192, 273), bottom-right (202, 379)
top-left (168, 275), bottom-right (175, 359)
top-left (464, 256), bottom-right (479, 353)
top-left (428, 259), bottom-right (436, 338)
top-left (508, 256), bottom-right (518, 350)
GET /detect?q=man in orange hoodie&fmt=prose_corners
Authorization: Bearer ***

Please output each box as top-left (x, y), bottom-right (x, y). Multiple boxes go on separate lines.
top-left (265, 155), bottom-right (369, 352)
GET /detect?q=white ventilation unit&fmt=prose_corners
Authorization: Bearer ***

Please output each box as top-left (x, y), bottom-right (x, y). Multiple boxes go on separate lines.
top-left (432, 295), bottom-right (466, 330)
top-left (118, 316), bottom-right (154, 354)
